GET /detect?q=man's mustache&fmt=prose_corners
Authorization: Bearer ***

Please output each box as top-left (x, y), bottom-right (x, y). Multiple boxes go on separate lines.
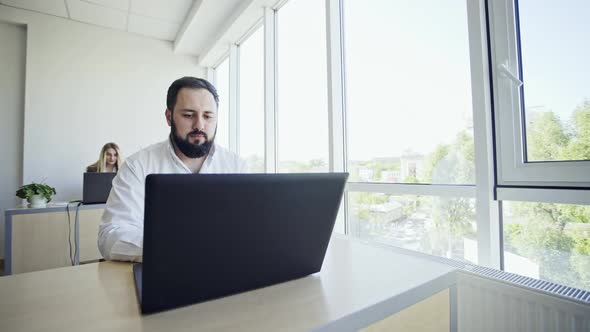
top-left (187, 129), bottom-right (208, 140)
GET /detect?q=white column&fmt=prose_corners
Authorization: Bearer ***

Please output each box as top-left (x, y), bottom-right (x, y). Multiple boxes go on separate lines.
top-left (264, 7), bottom-right (277, 173)
top-left (326, 0), bottom-right (348, 234)
top-left (228, 44), bottom-right (239, 154)
top-left (466, 0), bottom-right (501, 268)
top-left (205, 67), bottom-right (216, 85)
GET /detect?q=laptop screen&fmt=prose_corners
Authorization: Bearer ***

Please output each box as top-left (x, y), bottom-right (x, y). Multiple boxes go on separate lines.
top-left (82, 172), bottom-right (116, 204)
top-left (138, 173), bottom-right (348, 313)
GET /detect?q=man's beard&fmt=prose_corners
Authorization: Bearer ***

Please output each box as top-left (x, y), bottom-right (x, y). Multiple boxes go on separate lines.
top-left (170, 118), bottom-right (215, 158)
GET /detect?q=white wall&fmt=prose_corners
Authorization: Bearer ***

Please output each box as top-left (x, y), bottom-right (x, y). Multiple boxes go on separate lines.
top-left (0, 21), bottom-right (26, 260)
top-left (0, 5), bottom-right (205, 203)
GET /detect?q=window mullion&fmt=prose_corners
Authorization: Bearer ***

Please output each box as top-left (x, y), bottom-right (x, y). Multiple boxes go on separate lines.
top-left (326, 0), bottom-right (347, 233)
top-left (467, 0), bottom-right (501, 269)
top-left (229, 44), bottom-right (239, 154)
top-left (264, 7), bottom-right (277, 173)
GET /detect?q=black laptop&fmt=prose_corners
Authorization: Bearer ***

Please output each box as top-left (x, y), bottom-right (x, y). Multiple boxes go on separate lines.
top-left (133, 173), bottom-right (348, 314)
top-left (82, 172), bottom-right (116, 204)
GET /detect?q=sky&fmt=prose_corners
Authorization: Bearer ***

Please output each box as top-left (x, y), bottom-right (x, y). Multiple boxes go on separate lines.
top-left (343, 0), bottom-right (473, 161)
top-left (237, 27), bottom-right (265, 161)
top-left (518, 0), bottom-right (590, 122)
top-left (215, 0), bottom-right (588, 162)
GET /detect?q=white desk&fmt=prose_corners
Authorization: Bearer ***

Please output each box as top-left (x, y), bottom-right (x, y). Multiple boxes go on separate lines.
top-left (4, 204), bottom-right (105, 274)
top-left (0, 236), bottom-right (457, 332)
top-left (2, 235), bottom-right (588, 331)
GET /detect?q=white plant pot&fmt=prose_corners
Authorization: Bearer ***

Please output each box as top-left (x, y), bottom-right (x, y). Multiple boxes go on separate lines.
top-left (28, 194), bottom-right (48, 208)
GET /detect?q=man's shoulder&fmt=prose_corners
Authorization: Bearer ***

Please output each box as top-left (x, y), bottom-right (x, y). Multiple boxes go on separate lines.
top-left (128, 141), bottom-right (168, 160)
top-left (125, 140), bottom-right (169, 167)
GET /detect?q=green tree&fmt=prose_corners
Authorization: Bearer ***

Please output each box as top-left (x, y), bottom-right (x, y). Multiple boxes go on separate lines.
top-left (506, 203), bottom-right (574, 253)
top-left (428, 196), bottom-right (476, 259)
top-left (309, 158), bottom-right (326, 169)
top-left (561, 101), bottom-right (590, 160)
top-left (423, 144), bottom-right (450, 183)
top-left (350, 192), bottom-right (389, 206)
top-left (403, 176), bottom-right (418, 183)
top-left (422, 130), bottom-right (474, 184)
top-left (508, 102), bottom-right (590, 288)
top-left (525, 111), bottom-right (569, 161)
top-left (419, 130), bottom-right (475, 259)
top-left (401, 195), bottom-right (421, 217)
top-left (505, 201), bottom-right (588, 288)
top-left (366, 161), bottom-right (384, 181)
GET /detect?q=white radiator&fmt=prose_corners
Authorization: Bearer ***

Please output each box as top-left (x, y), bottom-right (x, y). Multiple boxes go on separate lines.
top-left (457, 272), bottom-right (590, 332)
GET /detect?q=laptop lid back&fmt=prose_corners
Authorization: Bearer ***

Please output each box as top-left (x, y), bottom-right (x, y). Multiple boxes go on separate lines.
top-left (140, 173), bottom-right (348, 314)
top-left (82, 172), bottom-right (116, 204)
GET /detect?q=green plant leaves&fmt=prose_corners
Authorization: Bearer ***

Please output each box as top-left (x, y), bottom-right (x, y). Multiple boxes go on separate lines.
top-left (15, 182), bottom-right (57, 202)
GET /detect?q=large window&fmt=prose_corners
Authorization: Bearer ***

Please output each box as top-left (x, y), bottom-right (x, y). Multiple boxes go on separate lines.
top-left (204, 0), bottom-right (590, 292)
top-left (518, 0), bottom-right (590, 163)
top-left (340, 0), bottom-right (477, 263)
top-left (490, 0), bottom-right (590, 187)
top-left (496, 1), bottom-right (590, 291)
top-left (503, 201), bottom-right (590, 290)
top-left (349, 192), bottom-right (477, 263)
top-left (343, 0), bottom-right (474, 185)
top-left (276, 0), bottom-right (329, 173)
top-left (214, 58), bottom-right (229, 149)
top-left (238, 26), bottom-right (265, 172)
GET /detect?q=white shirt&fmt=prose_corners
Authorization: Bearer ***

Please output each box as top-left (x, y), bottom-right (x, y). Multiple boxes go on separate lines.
top-left (98, 139), bottom-right (248, 262)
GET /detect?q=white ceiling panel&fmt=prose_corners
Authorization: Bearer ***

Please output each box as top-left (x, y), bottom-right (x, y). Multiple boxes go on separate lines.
top-left (1, 0), bottom-right (274, 57)
top-left (0, 0), bottom-right (68, 18)
top-left (128, 14), bottom-right (179, 41)
top-left (129, 0), bottom-right (193, 23)
top-left (174, 0), bottom-right (246, 55)
top-left (81, 0), bottom-right (130, 11)
top-left (66, 0), bottom-right (127, 30)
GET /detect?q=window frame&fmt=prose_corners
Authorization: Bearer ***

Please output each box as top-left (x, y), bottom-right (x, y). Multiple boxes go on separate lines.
top-left (488, 0), bottom-right (590, 189)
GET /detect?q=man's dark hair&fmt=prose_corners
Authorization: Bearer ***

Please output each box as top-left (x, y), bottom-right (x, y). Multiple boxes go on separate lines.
top-left (166, 76), bottom-right (219, 111)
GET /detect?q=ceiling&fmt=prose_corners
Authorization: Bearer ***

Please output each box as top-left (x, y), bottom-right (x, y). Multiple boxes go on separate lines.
top-left (0, 0), bottom-right (250, 56)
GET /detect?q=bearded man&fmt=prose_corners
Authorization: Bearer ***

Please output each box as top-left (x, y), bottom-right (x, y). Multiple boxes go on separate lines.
top-left (98, 77), bottom-right (247, 262)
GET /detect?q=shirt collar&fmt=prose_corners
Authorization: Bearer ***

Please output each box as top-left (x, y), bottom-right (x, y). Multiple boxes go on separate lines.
top-left (166, 137), bottom-right (217, 173)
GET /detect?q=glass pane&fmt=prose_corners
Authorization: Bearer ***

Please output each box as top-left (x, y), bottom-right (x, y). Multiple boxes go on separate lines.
top-left (215, 58), bottom-right (229, 149)
top-left (238, 26), bottom-right (265, 172)
top-left (348, 192), bottom-right (477, 263)
top-left (503, 201), bottom-right (590, 291)
top-left (277, 0), bottom-right (329, 173)
top-left (519, 1), bottom-right (590, 162)
top-left (343, 0), bottom-right (474, 184)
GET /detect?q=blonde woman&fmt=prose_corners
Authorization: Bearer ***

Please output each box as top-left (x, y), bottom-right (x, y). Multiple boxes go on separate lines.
top-left (86, 143), bottom-right (123, 173)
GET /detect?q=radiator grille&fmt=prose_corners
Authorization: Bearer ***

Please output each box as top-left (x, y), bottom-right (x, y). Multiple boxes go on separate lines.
top-left (371, 240), bottom-right (590, 304)
top-left (465, 264), bottom-right (590, 304)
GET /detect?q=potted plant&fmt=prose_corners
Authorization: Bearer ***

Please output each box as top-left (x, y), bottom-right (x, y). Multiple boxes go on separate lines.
top-left (15, 183), bottom-right (57, 208)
